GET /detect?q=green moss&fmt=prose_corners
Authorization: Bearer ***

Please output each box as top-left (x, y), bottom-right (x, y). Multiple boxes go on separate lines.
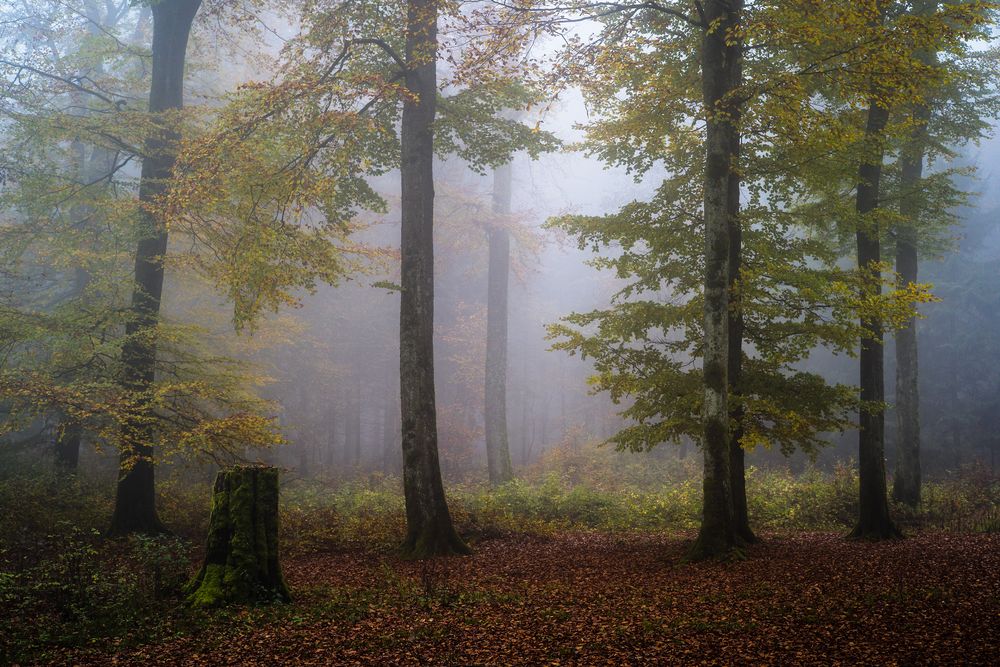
top-left (187, 563), bottom-right (227, 608)
top-left (185, 467), bottom-right (291, 607)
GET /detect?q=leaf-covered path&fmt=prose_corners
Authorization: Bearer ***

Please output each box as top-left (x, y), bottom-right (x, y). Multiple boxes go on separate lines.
top-left (90, 532), bottom-right (999, 665)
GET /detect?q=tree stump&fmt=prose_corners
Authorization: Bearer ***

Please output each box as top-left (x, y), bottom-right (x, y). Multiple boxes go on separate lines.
top-left (185, 466), bottom-right (291, 607)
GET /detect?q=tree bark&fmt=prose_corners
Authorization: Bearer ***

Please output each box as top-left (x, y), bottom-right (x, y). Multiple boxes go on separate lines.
top-left (186, 466), bottom-right (291, 607)
top-left (891, 123), bottom-right (924, 508)
top-left (688, 0), bottom-right (743, 561)
top-left (485, 161), bottom-right (514, 485)
top-left (724, 22), bottom-right (755, 545)
top-left (398, 0), bottom-right (469, 558)
top-left (850, 100), bottom-right (901, 540)
top-left (728, 178), bottom-right (755, 544)
top-left (54, 417), bottom-right (81, 472)
top-left (108, 0), bottom-right (201, 537)
top-left (347, 378), bottom-right (361, 469)
top-left (892, 7), bottom-right (934, 508)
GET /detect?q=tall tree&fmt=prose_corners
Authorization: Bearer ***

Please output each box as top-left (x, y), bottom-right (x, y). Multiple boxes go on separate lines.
top-left (54, 0), bottom-right (135, 473)
top-left (398, 0), bottom-right (469, 558)
top-left (109, 0), bottom-right (202, 536)
top-left (690, 0), bottom-right (744, 560)
top-left (891, 98), bottom-right (930, 509)
top-left (485, 160), bottom-right (515, 485)
top-left (850, 97), bottom-right (901, 540)
top-left (892, 0), bottom-right (939, 508)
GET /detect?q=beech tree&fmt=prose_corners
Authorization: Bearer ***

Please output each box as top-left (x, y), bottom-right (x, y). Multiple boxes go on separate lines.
top-left (485, 160), bottom-right (515, 485)
top-left (108, 0), bottom-right (204, 536)
top-left (771, 0), bottom-right (994, 538)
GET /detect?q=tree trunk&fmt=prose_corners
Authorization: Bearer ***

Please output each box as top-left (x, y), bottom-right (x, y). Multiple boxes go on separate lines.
top-left (891, 127), bottom-right (924, 508)
top-left (108, 0), bottom-right (201, 537)
top-left (724, 29), bottom-right (755, 546)
top-left (54, 417), bottom-right (81, 473)
top-left (892, 11), bottom-right (934, 508)
top-left (485, 161), bottom-right (514, 485)
top-left (687, 0), bottom-right (743, 562)
top-left (850, 100), bottom-right (901, 540)
top-left (398, 0), bottom-right (469, 558)
top-left (186, 466), bottom-right (291, 607)
top-left (347, 379), bottom-right (361, 469)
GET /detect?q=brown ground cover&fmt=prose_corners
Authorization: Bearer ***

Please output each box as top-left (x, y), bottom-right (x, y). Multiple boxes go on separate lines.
top-left (68, 531), bottom-right (999, 666)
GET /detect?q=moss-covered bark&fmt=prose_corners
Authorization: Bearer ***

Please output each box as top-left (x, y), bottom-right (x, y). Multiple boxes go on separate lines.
top-left (186, 466), bottom-right (291, 608)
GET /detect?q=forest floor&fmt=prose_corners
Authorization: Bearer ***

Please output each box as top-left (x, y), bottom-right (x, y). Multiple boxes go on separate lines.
top-left (56, 530), bottom-right (999, 666)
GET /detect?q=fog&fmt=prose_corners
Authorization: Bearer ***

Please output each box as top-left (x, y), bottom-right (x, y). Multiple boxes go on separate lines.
top-left (1, 1), bottom-right (998, 486)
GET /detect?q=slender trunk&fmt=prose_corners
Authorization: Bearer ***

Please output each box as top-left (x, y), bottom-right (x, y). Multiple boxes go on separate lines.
top-left (382, 395), bottom-right (400, 475)
top-left (325, 394), bottom-right (336, 468)
top-left (727, 174), bottom-right (754, 543)
top-left (688, 0), bottom-right (743, 561)
top-left (398, 0), bottom-right (468, 558)
top-left (891, 128), bottom-right (924, 508)
top-left (108, 0), bottom-right (201, 537)
top-left (850, 100), bottom-right (900, 540)
top-left (348, 380), bottom-right (361, 469)
top-left (893, 21), bottom-right (935, 506)
top-left (485, 161), bottom-right (514, 484)
top-left (724, 30), bottom-right (754, 545)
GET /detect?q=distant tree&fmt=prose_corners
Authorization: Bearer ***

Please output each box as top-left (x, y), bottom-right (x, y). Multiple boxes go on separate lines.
top-left (891, 0), bottom-right (998, 507)
top-left (773, 0), bottom-right (994, 539)
top-left (485, 159), bottom-right (515, 485)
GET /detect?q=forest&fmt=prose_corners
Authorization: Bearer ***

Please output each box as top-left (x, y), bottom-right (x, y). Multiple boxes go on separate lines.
top-left (0, 0), bottom-right (998, 664)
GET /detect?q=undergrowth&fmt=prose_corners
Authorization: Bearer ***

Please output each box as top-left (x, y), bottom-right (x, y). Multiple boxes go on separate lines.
top-left (0, 448), bottom-right (997, 663)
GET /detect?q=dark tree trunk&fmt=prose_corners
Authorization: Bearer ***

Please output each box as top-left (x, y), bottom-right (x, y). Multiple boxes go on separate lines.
top-left (892, 131), bottom-right (924, 508)
top-left (893, 16), bottom-right (934, 507)
top-left (54, 417), bottom-right (82, 472)
top-left (725, 33), bottom-right (755, 546)
top-left (688, 0), bottom-right (743, 562)
top-left (186, 466), bottom-right (291, 607)
top-left (485, 161), bottom-right (514, 485)
top-left (850, 100), bottom-right (901, 540)
top-left (398, 0), bottom-right (468, 558)
top-left (108, 0), bottom-right (201, 537)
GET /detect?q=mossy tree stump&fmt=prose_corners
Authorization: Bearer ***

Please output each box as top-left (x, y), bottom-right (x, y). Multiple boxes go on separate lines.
top-left (186, 466), bottom-right (291, 607)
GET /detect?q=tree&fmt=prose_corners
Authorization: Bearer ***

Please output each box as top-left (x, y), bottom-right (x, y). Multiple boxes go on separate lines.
top-left (109, 0), bottom-right (203, 536)
top-left (162, 0), bottom-right (554, 552)
top-left (851, 96), bottom-right (900, 540)
top-left (397, 0), bottom-right (470, 557)
top-left (485, 160), bottom-right (515, 485)
top-left (770, 0), bottom-right (994, 538)
top-left (690, 0), bottom-right (744, 559)
top-left (890, 0), bottom-right (998, 507)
